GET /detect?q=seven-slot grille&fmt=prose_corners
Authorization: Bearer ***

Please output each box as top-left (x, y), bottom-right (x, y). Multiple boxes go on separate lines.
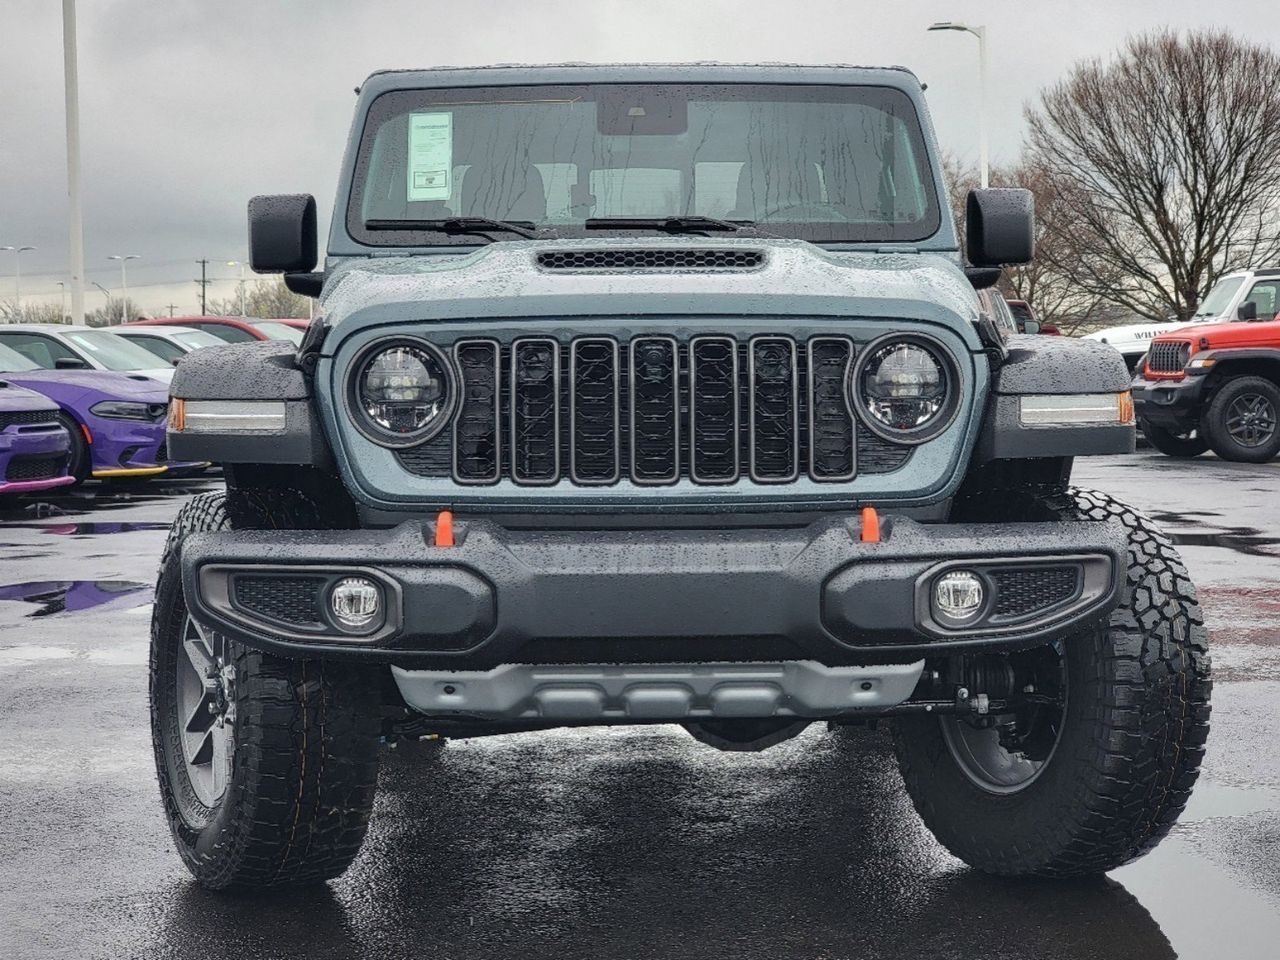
top-left (402, 335), bottom-right (914, 487)
top-left (1147, 340), bottom-right (1191, 374)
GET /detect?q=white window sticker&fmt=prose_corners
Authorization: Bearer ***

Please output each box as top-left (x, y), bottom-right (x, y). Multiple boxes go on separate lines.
top-left (407, 112), bottom-right (453, 201)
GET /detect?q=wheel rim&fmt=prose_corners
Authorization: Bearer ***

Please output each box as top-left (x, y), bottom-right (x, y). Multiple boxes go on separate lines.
top-left (940, 649), bottom-right (1068, 795)
top-left (1224, 393), bottom-right (1278, 448)
top-left (174, 616), bottom-right (235, 807)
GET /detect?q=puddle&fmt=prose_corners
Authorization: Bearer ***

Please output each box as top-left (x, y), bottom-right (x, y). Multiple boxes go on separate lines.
top-left (0, 580), bottom-right (151, 617)
top-left (38, 521), bottom-right (169, 536)
top-left (1146, 511), bottom-right (1280, 558)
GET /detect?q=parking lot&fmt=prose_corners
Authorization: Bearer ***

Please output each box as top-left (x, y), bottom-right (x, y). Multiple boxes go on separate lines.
top-left (0, 450), bottom-right (1275, 960)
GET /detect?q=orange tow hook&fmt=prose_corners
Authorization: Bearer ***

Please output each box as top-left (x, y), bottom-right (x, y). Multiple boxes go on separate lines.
top-left (434, 510), bottom-right (455, 547)
top-left (860, 506), bottom-right (881, 543)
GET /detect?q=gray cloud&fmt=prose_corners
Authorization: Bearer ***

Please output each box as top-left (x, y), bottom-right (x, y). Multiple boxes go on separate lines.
top-left (1, 0), bottom-right (1273, 313)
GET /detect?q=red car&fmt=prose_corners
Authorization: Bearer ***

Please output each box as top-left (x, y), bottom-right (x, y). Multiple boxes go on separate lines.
top-left (1006, 299), bottom-right (1061, 335)
top-left (124, 316), bottom-right (305, 346)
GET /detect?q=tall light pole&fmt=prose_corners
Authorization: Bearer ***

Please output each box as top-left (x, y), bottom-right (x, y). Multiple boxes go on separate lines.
top-left (57, 281), bottom-right (67, 322)
top-left (226, 260), bottom-right (247, 316)
top-left (107, 254), bottom-right (139, 324)
top-left (1, 245), bottom-right (36, 316)
top-left (63, 0), bottom-right (85, 325)
top-left (928, 20), bottom-right (989, 189)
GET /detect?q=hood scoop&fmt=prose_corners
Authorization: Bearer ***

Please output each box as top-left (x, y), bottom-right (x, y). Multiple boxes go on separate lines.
top-left (536, 248), bottom-right (765, 272)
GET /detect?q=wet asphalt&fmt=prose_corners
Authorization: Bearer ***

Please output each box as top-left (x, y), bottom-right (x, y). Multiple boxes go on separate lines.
top-left (0, 452), bottom-right (1278, 960)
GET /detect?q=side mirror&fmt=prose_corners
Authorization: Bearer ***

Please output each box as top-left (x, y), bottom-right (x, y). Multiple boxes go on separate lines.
top-left (248, 194), bottom-right (317, 273)
top-left (54, 357), bottom-right (89, 370)
top-left (966, 188), bottom-right (1034, 267)
top-left (1021, 319), bottom-right (1042, 335)
top-left (1237, 301), bottom-right (1258, 322)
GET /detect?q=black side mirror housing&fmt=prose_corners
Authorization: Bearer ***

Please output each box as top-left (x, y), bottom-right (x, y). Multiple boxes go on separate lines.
top-left (966, 188), bottom-right (1034, 267)
top-left (1237, 301), bottom-right (1258, 322)
top-left (54, 357), bottom-right (89, 370)
top-left (248, 194), bottom-right (318, 273)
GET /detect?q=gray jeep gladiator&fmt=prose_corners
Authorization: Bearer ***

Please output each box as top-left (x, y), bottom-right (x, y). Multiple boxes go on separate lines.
top-left (151, 64), bottom-right (1210, 890)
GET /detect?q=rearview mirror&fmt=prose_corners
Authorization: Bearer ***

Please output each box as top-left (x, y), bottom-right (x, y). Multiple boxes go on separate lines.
top-left (248, 194), bottom-right (317, 273)
top-left (966, 188), bottom-right (1034, 267)
top-left (54, 357), bottom-right (89, 370)
top-left (1237, 301), bottom-right (1258, 322)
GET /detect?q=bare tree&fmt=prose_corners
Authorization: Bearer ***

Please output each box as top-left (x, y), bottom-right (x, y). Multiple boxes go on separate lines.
top-left (1026, 29), bottom-right (1280, 321)
top-left (943, 152), bottom-right (1122, 335)
top-left (0, 300), bottom-right (70, 324)
top-left (86, 297), bottom-right (146, 326)
top-left (208, 278), bottom-right (310, 319)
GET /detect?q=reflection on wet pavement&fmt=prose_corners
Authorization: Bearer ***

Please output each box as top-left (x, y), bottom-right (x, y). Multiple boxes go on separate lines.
top-left (0, 579), bottom-right (151, 618)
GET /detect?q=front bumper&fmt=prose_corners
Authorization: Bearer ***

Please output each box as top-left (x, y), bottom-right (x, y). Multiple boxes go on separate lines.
top-left (182, 513), bottom-right (1127, 672)
top-left (0, 425), bottom-right (73, 495)
top-left (86, 416), bottom-right (205, 478)
top-left (1132, 375), bottom-right (1207, 430)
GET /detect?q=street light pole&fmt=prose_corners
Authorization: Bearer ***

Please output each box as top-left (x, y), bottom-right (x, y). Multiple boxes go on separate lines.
top-left (58, 282), bottom-right (67, 322)
top-left (1, 245), bottom-right (36, 316)
top-left (63, 0), bottom-right (86, 325)
top-left (928, 21), bottom-right (989, 189)
top-left (107, 254), bottom-right (139, 325)
top-left (227, 260), bottom-right (247, 316)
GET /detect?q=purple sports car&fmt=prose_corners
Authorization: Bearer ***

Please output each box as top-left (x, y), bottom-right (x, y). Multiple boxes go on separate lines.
top-left (0, 379), bottom-right (75, 495)
top-left (0, 341), bottom-right (204, 483)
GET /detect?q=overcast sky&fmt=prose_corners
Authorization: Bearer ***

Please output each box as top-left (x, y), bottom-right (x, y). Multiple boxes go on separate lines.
top-left (1, 0), bottom-right (1274, 315)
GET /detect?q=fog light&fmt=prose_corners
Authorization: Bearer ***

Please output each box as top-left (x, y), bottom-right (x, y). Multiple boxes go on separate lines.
top-left (329, 577), bottom-right (381, 630)
top-left (933, 571), bottom-right (985, 625)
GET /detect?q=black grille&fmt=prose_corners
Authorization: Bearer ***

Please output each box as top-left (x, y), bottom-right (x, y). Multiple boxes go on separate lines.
top-left (453, 340), bottom-right (501, 483)
top-left (1147, 340), bottom-right (1191, 374)
top-left (571, 339), bottom-right (620, 483)
top-left (808, 337), bottom-right (856, 480)
top-left (398, 335), bottom-right (915, 486)
top-left (0, 409), bottom-right (59, 431)
top-left (5, 455), bottom-right (65, 482)
top-left (511, 338), bottom-right (560, 484)
top-left (155, 441), bottom-right (168, 463)
top-left (991, 566), bottom-right (1081, 617)
top-left (748, 337), bottom-right (799, 482)
top-left (537, 249), bottom-right (764, 271)
top-left (233, 575), bottom-right (324, 627)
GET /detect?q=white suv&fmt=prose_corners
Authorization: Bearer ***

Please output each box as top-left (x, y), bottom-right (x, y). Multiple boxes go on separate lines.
top-left (1085, 267), bottom-right (1280, 372)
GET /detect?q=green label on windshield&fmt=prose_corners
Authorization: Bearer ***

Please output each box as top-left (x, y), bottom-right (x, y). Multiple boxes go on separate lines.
top-left (407, 112), bottom-right (453, 201)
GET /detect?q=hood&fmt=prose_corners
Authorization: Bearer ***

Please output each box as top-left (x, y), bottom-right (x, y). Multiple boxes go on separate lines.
top-left (0, 380), bottom-right (61, 414)
top-left (319, 239), bottom-right (978, 344)
top-left (0, 368), bottom-right (170, 405)
top-left (1165, 318), bottom-right (1280, 348)
top-left (1083, 321), bottom-right (1184, 350)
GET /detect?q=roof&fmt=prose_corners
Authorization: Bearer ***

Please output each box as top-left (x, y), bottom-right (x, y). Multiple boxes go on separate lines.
top-left (358, 62), bottom-right (924, 95)
top-left (0, 323), bottom-right (99, 334)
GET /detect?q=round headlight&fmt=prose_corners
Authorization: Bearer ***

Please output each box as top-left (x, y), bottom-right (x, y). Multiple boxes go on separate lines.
top-left (853, 336), bottom-right (957, 443)
top-left (349, 340), bottom-right (455, 446)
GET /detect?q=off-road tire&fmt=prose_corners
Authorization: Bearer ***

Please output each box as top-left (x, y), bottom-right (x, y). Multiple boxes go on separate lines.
top-left (1140, 419), bottom-right (1208, 459)
top-left (894, 487), bottom-right (1211, 878)
top-left (149, 491), bottom-right (381, 890)
top-left (1202, 376), bottom-right (1280, 463)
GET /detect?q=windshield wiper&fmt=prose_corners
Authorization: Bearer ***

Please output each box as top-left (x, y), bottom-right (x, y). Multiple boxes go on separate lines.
top-left (585, 215), bottom-right (756, 234)
top-left (364, 217), bottom-right (543, 240)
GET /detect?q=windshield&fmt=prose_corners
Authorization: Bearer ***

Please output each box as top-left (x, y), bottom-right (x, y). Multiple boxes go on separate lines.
top-left (64, 331), bottom-right (170, 371)
top-left (249, 321), bottom-right (305, 345)
top-left (0, 342), bottom-right (40, 372)
top-left (172, 329), bottom-right (225, 351)
top-left (350, 83), bottom-right (940, 246)
top-left (1195, 277), bottom-right (1244, 318)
